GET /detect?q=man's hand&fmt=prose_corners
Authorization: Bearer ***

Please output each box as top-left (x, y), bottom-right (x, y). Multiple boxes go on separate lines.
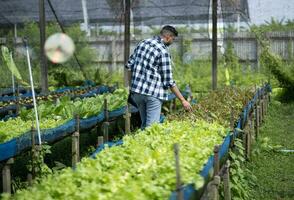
top-left (170, 85), bottom-right (192, 112)
top-left (181, 99), bottom-right (192, 111)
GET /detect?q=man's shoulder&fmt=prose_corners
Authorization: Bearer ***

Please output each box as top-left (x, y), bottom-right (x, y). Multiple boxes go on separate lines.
top-left (142, 36), bottom-right (168, 53)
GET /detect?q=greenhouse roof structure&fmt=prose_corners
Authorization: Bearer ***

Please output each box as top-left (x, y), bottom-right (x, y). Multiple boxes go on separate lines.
top-left (0, 0), bottom-right (250, 27)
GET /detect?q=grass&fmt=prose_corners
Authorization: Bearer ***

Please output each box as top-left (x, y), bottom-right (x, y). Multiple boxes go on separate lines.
top-left (248, 100), bottom-right (294, 200)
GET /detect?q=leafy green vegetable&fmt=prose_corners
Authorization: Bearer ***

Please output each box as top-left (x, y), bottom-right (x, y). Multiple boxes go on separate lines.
top-left (0, 88), bottom-right (128, 143)
top-left (6, 120), bottom-right (228, 200)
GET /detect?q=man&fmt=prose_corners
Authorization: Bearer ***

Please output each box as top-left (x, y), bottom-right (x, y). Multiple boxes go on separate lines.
top-left (126, 25), bottom-right (192, 129)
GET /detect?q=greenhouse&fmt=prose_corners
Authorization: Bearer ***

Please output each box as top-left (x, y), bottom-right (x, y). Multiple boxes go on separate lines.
top-left (0, 0), bottom-right (293, 200)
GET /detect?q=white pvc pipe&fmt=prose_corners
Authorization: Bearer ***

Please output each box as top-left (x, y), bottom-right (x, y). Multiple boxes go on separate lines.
top-left (25, 44), bottom-right (42, 145)
top-left (81, 0), bottom-right (90, 37)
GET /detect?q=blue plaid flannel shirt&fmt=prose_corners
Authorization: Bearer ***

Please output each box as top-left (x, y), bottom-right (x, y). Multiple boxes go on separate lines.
top-left (125, 36), bottom-right (176, 100)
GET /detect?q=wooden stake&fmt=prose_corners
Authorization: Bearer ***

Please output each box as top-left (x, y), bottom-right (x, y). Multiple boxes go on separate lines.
top-left (260, 97), bottom-right (264, 124)
top-left (103, 99), bottom-right (109, 142)
top-left (174, 144), bottom-right (183, 200)
top-left (259, 100), bottom-right (263, 125)
top-left (264, 93), bottom-right (268, 115)
top-left (242, 125), bottom-right (247, 157)
top-left (245, 125), bottom-right (251, 160)
top-left (104, 98), bottom-right (109, 121)
top-left (229, 108), bottom-right (235, 148)
top-left (124, 104), bottom-right (131, 134)
top-left (31, 125), bottom-right (37, 178)
top-left (255, 105), bottom-right (260, 141)
top-left (213, 145), bottom-right (220, 176)
top-left (72, 115), bottom-right (80, 167)
top-left (2, 158), bottom-right (14, 194)
top-left (97, 136), bottom-right (104, 147)
top-left (230, 106), bottom-right (234, 132)
top-left (247, 118), bottom-right (252, 159)
top-left (27, 173), bottom-right (33, 186)
top-left (207, 175), bottom-right (221, 200)
top-left (223, 161), bottom-right (231, 200)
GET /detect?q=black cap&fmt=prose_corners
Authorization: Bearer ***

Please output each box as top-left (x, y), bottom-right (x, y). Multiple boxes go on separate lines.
top-left (161, 25), bottom-right (178, 37)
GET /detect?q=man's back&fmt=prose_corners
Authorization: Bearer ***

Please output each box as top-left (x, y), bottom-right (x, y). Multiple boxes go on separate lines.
top-left (126, 36), bottom-right (175, 100)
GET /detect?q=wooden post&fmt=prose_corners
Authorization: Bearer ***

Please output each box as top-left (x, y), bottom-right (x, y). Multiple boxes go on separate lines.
top-left (31, 125), bottom-right (37, 178)
top-left (260, 96), bottom-right (264, 124)
top-left (72, 115), bottom-right (80, 167)
top-left (244, 122), bottom-right (251, 160)
top-left (254, 105), bottom-right (260, 141)
top-left (266, 93), bottom-right (269, 115)
top-left (230, 107), bottom-right (234, 131)
top-left (27, 173), bottom-right (33, 186)
top-left (103, 99), bottom-right (109, 142)
top-left (223, 160), bottom-right (231, 200)
top-left (124, 104), bottom-right (131, 134)
top-left (242, 125), bottom-right (248, 158)
top-left (213, 145), bottom-right (220, 176)
top-left (242, 97), bottom-right (249, 129)
top-left (124, 0), bottom-right (131, 87)
top-left (2, 158), bottom-right (14, 194)
top-left (102, 124), bottom-right (109, 142)
top-left (247, 117), bottom-right (252, 155)
top-left (258, 90), bottom-right (263, 125)
top-left (229, 107), bottom-right (235, 147)
top-left (259, 101), bottom-right (263, 125)
top-left (264, 93), bottom-right (268, 115)
top-left (207, 176), bottom-right (221, 200)
top-left (124, 0), bottom-right (131, 134)
top-left (263, 94), bottom-right (267, 116)
top-left (39, 0), bottom-right (48, 93)
top-left (97, 136), bottom-right (104, 147)
top-left (212, 0), bottom-right (218, 90)
top-left (174, 144), bottom-right (183, 200)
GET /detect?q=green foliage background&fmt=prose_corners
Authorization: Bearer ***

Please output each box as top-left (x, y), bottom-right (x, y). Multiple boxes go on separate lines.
top-left (171, 39), bottom-right (268, 92)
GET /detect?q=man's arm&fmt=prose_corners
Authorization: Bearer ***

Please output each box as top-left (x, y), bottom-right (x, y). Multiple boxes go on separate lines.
top-left (170, 85), bottom-right (192, 111)
top-left (159, 52), bottom-right (192, 111)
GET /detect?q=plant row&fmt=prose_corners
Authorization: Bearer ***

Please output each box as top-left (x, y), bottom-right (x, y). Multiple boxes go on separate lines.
top-left (4, 120), bottom-right (227, 200)
top-left (0, 88), bottom-right (127, 143)
top-left (2, 87), bottom-right (255, 200)
top-left (168, 86), bottom-right (254, 127)
top-left (0, 85), bottom-right (111, 108)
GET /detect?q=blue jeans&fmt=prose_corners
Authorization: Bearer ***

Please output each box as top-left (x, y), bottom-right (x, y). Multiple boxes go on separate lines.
top-left (131, 93), bottom-right (163, 129)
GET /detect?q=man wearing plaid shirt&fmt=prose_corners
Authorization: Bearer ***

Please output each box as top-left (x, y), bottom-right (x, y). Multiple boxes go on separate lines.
top-left (126, 25), bottom-right (191, 129)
